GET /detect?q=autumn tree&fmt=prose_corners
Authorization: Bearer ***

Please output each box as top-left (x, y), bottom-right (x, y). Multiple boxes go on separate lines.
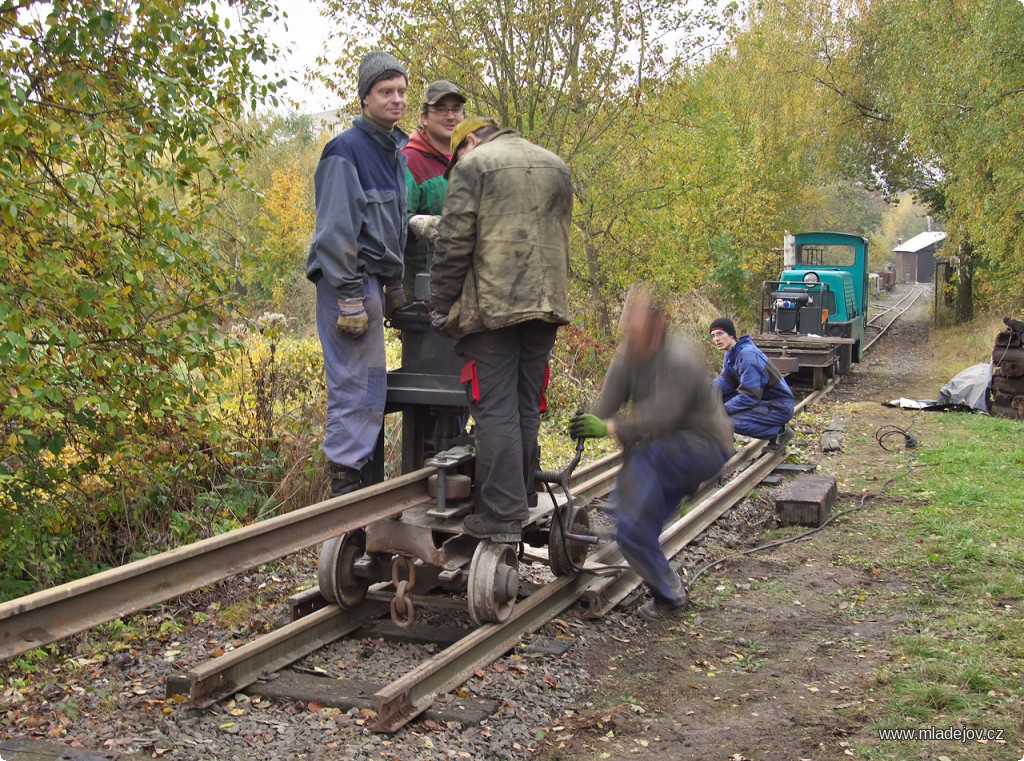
top-left (315, 0), bottom-right (733, 331)
top-left (0, 0), bottom-right (283, 594)
top-left (819, 0), bottom-right (1024, 316)
top-left (217, 113), bottom-right (321, 312)
top-left (604, 0), bottom-right (879, 320)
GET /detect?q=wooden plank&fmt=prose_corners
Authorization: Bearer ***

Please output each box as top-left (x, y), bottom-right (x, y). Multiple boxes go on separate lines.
top-left (249, 670), bottom-right (498, 726)
top-left (0, 738), bottom-right (118, 760)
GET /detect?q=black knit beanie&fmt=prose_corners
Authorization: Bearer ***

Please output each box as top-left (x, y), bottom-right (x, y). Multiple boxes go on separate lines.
top-left (357, 51), bottom-right (408, 103)
top-left (709, 317), bottom-right (737, 338)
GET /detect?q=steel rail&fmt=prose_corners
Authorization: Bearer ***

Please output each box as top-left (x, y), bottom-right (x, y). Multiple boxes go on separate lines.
top-left (867, 287), bottom-right (920, 329)
top-left (0, 471), bottom-right (438, 660)
top-left (167, 601), bottom-right (390, 708)
top-left (164, 457), bottom-right (628, 712)
top-left (864, 286), bottom-right (925, 353)
top-left (0, 445), bottom-right (624, 662)
top-left (165, 446), bottom-right (764, 724)
top-left (372, 555), bottom-right (599, 731)
top-left (168, 385), bottom-right (835, 723)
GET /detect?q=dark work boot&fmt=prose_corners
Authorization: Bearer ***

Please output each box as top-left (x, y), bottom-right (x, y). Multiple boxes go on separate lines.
top-left (329, 463), bottom-right (361, 497)
top-left (638, 587), bottom-right (689, 622)
top-left (463, 513), bottom-right (522, 544)
top-left (765, 426), bottom-right (794, 452)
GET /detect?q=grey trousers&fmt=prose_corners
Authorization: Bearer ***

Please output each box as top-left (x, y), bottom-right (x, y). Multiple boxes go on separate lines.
top-left (315, 274), bottom-right (386, 470)
top-left (456, 321), bottom-right (558, 523)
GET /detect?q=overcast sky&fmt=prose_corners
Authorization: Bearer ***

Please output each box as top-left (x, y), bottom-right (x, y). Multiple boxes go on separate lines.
top-left (262, 0), bottom-right (338, 113)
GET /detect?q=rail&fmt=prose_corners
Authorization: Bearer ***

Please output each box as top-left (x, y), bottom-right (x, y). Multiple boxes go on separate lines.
top-left (865, 285), bottom-right (925, 353)
top-left (5, 306), bottom-right (897, 735)
top-left (173, 385), bottom-right (831, 732)
top-left (0, 451), bottom-right (624, 660)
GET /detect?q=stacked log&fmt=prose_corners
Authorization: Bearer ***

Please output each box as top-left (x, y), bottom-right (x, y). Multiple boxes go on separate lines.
top-left (991, 317), bottom-right (1024, 419)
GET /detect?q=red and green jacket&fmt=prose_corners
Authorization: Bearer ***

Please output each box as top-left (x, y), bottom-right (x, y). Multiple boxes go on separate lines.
top-left (402, 127), bottom-right (450, 216)
top-left (400, 127), bottom-right (452, 295)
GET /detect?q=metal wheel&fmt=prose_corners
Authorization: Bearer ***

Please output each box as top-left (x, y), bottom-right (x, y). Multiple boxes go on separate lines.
top-left (467, 541), bottom-right (520, 625)
top-left (548, 505), bottom-right (591, 577)
top-left (318, 529), bottom-right (370, 607)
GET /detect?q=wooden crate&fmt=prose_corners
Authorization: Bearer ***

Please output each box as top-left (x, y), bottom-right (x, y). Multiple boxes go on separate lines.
top-left (775, 475), bottom-right (837, 527)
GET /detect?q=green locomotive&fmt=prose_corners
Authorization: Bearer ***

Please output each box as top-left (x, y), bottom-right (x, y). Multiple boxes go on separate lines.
top-left (755, 232), bottom-right (870, 387)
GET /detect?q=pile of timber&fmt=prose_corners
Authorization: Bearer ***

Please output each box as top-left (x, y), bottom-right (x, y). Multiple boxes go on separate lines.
top-left (991, 317), bottom-right (1024, 419)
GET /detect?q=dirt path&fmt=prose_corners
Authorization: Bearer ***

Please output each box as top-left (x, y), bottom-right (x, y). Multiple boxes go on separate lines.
top-left (543, 288), bottom-right (943, 760)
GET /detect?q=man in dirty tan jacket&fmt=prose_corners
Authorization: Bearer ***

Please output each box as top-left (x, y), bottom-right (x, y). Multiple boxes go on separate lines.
top-left (428, 117), bottom-right (572, 543)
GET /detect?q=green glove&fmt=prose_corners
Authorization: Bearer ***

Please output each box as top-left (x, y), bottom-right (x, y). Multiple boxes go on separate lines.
top-left (568, 413), bottom-right (608, 439)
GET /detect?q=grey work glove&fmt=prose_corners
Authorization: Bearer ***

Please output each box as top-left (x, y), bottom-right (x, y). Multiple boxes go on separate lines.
top-left (384, 282), bottom-right (406, 319)
top-left (429, 309), bottom-right (448, 332)
top-left (336, 297), bottom-right (368, 339)
top-left (409, 214), bottom-right (441, 243)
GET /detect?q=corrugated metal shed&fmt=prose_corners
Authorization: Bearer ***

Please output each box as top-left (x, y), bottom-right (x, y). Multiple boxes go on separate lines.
top-left (893, 231), bottom-right (947, 283)
top-left (893, 230), bottom-right (947, 253)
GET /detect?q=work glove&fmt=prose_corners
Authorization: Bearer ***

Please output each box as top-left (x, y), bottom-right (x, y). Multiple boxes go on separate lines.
top-left (409, 214), bottom-right (441, 243)
top-left (384, 282), bottom-right (406, 319)
top-left (568, 413), bottom-right (608, 439)
top-left (336, 297), bottom-right (368, 339)
top-left (429, 309), bottom-right (449, 332)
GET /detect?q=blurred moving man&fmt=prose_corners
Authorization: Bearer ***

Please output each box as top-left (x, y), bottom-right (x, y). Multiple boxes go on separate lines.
top-left (306, 51), bottom-right (409, 497)
top-left (710, 317), bottom-right (795, 451)
top-left (429, 117), bottom-right (572, 543)
top-left (569, 288), bottom-right (733, 621)
top-left (402, 80), bottom-right (466, 298)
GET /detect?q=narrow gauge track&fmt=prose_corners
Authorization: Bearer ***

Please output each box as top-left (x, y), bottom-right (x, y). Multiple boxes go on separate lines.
top-left (865, 284), bottom-right (926, 352)
top-left (166, 389), bottom-right (829, 733)
top-left (0, 286), bottom-right (920, 733)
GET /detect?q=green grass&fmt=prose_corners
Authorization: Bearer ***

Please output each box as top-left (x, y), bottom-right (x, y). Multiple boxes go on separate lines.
top-left (864, 413), bottom-right (1024, 755)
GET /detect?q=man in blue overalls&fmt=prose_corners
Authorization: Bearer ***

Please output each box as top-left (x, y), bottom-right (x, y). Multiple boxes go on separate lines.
top-left (306, 51), bottom-right (410, 497)
top-left (710, 317), bottom-right (795, 451)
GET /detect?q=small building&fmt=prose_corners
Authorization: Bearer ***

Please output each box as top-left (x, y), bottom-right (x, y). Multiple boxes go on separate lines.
top-left (893, 231), bottom-right (947, 284)
top-left (308, 108), bottom-right (350, 137)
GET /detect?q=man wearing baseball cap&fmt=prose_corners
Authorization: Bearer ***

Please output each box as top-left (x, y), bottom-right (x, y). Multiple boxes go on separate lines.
top-left (305, 50), bottom-right (409, 497)
top-left (710, 316), bottom-right (795, 451)
top-left (428, 117), bottom-right (572, 543)
top-left (402, 80), bottom-right (467, 298)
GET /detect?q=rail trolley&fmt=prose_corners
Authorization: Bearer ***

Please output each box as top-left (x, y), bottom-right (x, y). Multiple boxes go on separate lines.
top-left (316, 275), bottom-right (596, 627)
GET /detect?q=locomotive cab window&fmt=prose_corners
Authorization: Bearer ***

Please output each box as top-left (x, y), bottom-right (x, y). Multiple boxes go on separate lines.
top-left (796, 244), bottom-right (856, 267)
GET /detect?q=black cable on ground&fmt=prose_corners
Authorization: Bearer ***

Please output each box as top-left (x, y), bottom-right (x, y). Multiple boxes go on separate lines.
top-left (875, 408), bottom-right (923, 452)
top-left (684, 457), bottom-right (919, 596)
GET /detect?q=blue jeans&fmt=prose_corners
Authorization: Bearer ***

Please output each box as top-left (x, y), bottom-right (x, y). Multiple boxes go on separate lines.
top-left (614, 430), bottom-right (731, 605)
top-left (315, 274), bottom-right (386, 470)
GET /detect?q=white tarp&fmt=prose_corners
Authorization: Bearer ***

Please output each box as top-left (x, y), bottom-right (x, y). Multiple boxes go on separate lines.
top-left (936, 362), bottom-right (992, 412)
top-left (884, 363), bottom-right (991, 413)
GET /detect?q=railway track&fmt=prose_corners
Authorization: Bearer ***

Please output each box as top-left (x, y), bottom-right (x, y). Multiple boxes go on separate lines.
top-left (0, 394), bottom-right (826, 731)
top-left (160, 389), bottom-right (830, 732)
top-left (1, 286), bottom-right (921, 734)
top-left (865, 284), bottom-right (926, 352)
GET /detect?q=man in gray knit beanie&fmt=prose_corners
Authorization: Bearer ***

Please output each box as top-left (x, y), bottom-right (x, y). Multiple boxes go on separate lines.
top-left (305, 49), bottom-right (410, 498)
top-left (357, 50), bottom-right (408, 105)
